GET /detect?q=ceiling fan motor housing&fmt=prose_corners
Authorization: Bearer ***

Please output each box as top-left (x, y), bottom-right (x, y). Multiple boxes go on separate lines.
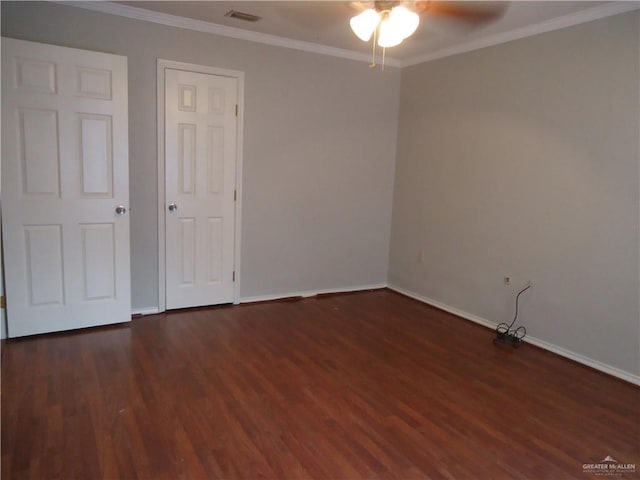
top-left (375, 1), bottom-right (402, 13)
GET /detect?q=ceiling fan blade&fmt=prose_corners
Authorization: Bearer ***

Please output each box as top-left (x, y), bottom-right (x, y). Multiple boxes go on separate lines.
top-left (414, 1), bottom-right (508, 25)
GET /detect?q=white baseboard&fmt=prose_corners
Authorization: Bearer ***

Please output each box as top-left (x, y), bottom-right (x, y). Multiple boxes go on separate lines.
top-left (137, 283), bottom-right (386, 315)
top-left (239, 283), bottom-right (387, 305)
top-left (387, 283), bottom-right (640, 386)
top-left (131, 307), bottom-right (160, 316)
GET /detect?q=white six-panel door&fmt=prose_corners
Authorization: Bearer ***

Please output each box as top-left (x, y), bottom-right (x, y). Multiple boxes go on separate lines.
top-left (1, 38), bottom-right (130, 337)
top-left (165, 68), bottom-right (237, 309)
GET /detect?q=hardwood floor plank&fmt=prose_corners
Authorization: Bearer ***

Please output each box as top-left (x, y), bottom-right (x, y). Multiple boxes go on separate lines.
top-left (2, 289), bottom-right (639, 479)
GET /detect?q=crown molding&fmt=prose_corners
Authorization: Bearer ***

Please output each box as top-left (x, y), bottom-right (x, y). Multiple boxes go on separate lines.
top-left (55, 1), bottom-right (402, 68)
top-left (401, 1), bottom-right (640, 67)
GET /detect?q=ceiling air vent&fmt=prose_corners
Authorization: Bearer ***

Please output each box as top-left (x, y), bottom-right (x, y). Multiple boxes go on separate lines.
top-left (225, 10), bottom-right (262, 22)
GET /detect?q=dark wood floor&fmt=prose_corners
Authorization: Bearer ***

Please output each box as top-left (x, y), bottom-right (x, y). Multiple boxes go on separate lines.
top-left (2, 289), bottom-right (639, 479)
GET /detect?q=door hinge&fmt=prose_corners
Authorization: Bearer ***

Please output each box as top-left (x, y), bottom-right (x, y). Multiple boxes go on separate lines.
top-left (235, 104), bottom-right (238, 117)
top-left (232, 271), bottom-right (236, 282)
top-left (0, 296), bottom-right (5, 309)
top-left (234, 189), bottom-right (237, 202)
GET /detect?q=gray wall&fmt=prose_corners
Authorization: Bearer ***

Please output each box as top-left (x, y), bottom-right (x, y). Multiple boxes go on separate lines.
top-left (1, 1), bottom-right (400, 309)
top-left (389, 11), bottom-right (640, 375)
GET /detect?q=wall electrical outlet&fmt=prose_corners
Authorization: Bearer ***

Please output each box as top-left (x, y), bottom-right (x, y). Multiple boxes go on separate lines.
top-left (504, 276), bottom-right (511, 285)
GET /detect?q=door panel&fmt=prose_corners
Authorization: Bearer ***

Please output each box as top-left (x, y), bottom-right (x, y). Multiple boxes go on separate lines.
top-left (2, 38), bottom-right (130, 337)
top-left (78, 114), bottom-right (113, 197)
top-left (81, 223), bottom-right (115, 300)
top-left (19, 109), bottom-right (61, 196)
top-left (178, 217), bottom-right (196, 286)
top-left (165, 68), bottom-right (237, 309)
top-left (24, 225), bottom-right (64, 306)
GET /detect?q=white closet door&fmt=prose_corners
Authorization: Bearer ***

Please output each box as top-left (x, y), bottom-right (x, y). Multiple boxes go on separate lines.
top-left (164, 68), bottom-right (237, 309)
top-left (1, 37), bottom-right (131, 337)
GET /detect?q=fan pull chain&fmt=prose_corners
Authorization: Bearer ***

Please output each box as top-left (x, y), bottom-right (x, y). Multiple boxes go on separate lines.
top-left (382, 47), bottom-right (386, 71)
top-left (370, 27), bottom-right (377, 68)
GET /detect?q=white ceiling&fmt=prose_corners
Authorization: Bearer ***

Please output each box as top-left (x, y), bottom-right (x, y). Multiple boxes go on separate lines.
top-left (104, 1), bottom-right (635, 65)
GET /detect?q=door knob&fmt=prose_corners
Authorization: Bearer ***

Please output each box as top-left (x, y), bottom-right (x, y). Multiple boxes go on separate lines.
top-left (115, 205), bottom-right (127, 215)
top-left (168, 203), bottom-right (178, 212)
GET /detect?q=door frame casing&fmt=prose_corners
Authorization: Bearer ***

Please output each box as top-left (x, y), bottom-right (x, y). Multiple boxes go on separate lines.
top-left (157, 59), bottom-right (244, 312)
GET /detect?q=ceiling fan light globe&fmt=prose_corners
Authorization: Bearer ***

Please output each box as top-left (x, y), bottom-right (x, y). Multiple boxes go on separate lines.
top-left (350, 9), bottom-right (380, 42)
top-left (377, 17), bottom-right (404, 48)
top-left (389, 5), bottom-right (420, 39)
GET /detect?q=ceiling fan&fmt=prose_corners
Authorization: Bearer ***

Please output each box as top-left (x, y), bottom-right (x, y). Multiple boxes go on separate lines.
top-left (349, 1), bottom-right (507, 67)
